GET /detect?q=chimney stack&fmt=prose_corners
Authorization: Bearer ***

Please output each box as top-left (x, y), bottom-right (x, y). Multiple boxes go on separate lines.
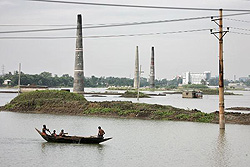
top-left (134, 46), bottom-right (139, 89)
top-left (73, 14), bottom-right (84, 94)
top-left (149, 46), bottom-right (155, 88)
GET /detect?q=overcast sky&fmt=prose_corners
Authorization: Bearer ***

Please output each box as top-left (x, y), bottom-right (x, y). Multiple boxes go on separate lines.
top-left (0, 0), bottom-right (250, 80)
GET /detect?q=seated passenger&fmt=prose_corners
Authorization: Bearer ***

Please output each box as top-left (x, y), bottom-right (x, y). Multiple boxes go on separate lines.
top-left (51, 130), bottom-right (57, 137)
top-left (59, 129), bottom-right (68, 137)
top-left (42, 125), bottom-right (50, 136)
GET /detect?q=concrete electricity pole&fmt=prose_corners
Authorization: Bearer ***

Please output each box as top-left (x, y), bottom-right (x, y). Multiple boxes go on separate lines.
top-left (73, 14), bottom-right (85, 94)
top-left (211, 9), bottom-right (229, 129)
top-left (149, 46), bottom-right (155, 89)
top-left (137, 65), bottom-right (144, 101)
top-left (18, 63), bottom-right (21, 95)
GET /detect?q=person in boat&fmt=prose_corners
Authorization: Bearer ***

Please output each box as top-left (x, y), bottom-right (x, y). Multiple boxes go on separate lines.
top-left (59, 129), bottom-right (68, 137)
top-left (51, 130), bottom-right (57, 137)
top-left (42, 125), bottom-right (50, 136)
top-left (97, 126), bottom-right (105, 138)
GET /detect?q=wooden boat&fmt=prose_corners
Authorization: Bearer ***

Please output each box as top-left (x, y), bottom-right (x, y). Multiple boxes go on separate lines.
top-left (35, 128), bottom-right (112, 144)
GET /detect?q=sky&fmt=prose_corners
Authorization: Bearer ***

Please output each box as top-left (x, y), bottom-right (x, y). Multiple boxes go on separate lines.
top-left (0, 0), bottom-right (250, 80)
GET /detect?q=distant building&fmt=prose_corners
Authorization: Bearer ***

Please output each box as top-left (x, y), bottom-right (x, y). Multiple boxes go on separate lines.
top-left (182, 71), bottom-right (211, 85)
top-left (228, 83), bottom-right (246, 89)
top-left (239, 75), bottom-right (250, 82)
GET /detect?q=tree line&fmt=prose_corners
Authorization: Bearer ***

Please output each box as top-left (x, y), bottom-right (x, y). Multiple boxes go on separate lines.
top-left (0, 71), bottom-right (249, 88)
top-left (0, 71), bottom-right (183, 88)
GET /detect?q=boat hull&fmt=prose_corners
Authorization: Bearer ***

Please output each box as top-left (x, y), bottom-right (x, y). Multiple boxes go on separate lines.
top-left (35, 128), bottom-right (112, 144)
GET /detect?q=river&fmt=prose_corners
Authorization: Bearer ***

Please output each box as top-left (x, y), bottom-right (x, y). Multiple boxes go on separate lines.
top-left (0, 88), bottom-right (250, 167)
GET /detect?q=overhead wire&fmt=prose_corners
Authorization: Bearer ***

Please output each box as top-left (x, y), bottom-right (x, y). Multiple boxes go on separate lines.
top-left (0, 23), bottom-right (114, 27)
top-left (0, 12), bottom-right (249, 34)
top-left (28, 0), bottom-right (250, 12)
top-left (230, 31), bottom-right (250, 35)
top-left (0, 28), bottom-right (212, 40)
top-left (0, 24), bottom-right (75, 27)
top-left (229, 27), bottom-right (250, 31)
top-left (0, 12), bottom-right (249, 27)
top-left (224, 18), bottom-right (250, 23)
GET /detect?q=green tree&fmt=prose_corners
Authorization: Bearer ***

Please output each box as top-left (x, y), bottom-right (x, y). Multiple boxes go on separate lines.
top-left (201, 79), bottom-right (207, 85)
top-left (245, 80), bottom-right (250, 86)
top-left (40, 72), bottom-right (52, 78)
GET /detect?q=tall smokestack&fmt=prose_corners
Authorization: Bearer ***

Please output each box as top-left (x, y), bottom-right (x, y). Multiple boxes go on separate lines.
top-left (149, 46), bottom-right (155, 88)
top-left (134, 46), bottom-right (139, 89)
top-left (73, 14), bottom-right (84, 94)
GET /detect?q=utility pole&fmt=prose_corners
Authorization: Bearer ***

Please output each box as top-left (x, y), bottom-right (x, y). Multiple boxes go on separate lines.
top-left (137, 65), bottom-right (143, 101)
top-left (211, 9), bottom-right (229, 129)
top-left (18, 63), bottom-right (21, 95)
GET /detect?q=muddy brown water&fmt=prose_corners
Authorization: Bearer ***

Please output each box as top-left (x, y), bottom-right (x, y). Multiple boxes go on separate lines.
top-left (1, 89), bottom-right (250, 166)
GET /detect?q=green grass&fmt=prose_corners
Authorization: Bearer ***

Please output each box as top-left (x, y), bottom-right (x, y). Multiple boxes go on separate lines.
top-left (2, 90), bottom-right (216, 123)
top-left (4, 90), bottom-right (87, 110)
top-left (12, 90), bottom-right (86, 102)
top-left (121, 91), bottom-right (150, 98)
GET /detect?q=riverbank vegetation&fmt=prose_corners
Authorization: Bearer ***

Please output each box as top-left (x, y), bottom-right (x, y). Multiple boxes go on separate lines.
top-left (4, 71), bottom-right (249, 89)
top-left (1, 90), bottom-right (250, 125)
top-left (120, 91), bottom-right (150, 98)
top-left (108, 84), bottom-right (237, 95)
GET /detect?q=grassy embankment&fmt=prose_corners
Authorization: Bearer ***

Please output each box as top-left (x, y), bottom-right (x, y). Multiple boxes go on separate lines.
top-left (108, 84), bottom-right (238, 95)
top-left (1, 90), bottom-right (216, 123)
top-left (120, 91), bottom-right (150, 98)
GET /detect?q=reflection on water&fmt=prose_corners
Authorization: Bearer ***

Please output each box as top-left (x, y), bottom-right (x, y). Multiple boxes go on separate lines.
top-left (213, 129), bottom-right (231, 167)
top-left (38, 141), bottom-right (107, 166)
top-left (1, 111), bottom-right (250, 166)
top-left (217, 130), bottom-right (228, 167)
top-left (41, 142), bottom-right (104, 151)
top-left (40, 141), bottom-right (106, 156)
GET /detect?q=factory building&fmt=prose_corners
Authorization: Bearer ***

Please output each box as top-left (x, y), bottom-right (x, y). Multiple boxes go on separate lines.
top-left (182, 71), bottom-right (211, 85)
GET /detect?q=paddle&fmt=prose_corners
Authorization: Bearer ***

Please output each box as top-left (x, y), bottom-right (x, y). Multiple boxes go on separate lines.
top-left (47, 129), bottom-right (52, 135)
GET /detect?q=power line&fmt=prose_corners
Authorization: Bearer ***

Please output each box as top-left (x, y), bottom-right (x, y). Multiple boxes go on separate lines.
top-left (230, 31), bottom-right (250, 35)
top-left (225, 18), bottom-right (250, 23)
top-left (0, 27), bottom-right (75, 34)
top-left (230, 27), bottom-right (250, 31)
top-left (28, 0), bottom-right (250, 12)
top-left (0, 23), bottom-right (113, 27)
top-left (0, 12), bottom-right (249, 28)
top-left (1, 16), bottom-right (207, 28)
top-left (0, 24), bottom-right (75, 27)
top-left (0, 36), bottom-right (75, 39)
top-left (0, 28), bottom-right (211, 40)
top-left (0, 13), bottom-right (249, 34)
top-left (85, 28), bottom-right (211, 38)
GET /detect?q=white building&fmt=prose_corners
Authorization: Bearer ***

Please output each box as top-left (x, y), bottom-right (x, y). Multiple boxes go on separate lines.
top-left (182, 71), bottom-right (211, 85)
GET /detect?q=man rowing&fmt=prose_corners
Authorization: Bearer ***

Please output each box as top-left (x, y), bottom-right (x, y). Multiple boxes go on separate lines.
top-left (97, 126), bottom-right (105, 138)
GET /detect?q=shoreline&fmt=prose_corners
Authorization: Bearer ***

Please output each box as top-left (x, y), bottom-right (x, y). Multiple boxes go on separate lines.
top-left (1, 109), bottom-right (250, 125)
top-left (1, 90), bottom-right (249, 125)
